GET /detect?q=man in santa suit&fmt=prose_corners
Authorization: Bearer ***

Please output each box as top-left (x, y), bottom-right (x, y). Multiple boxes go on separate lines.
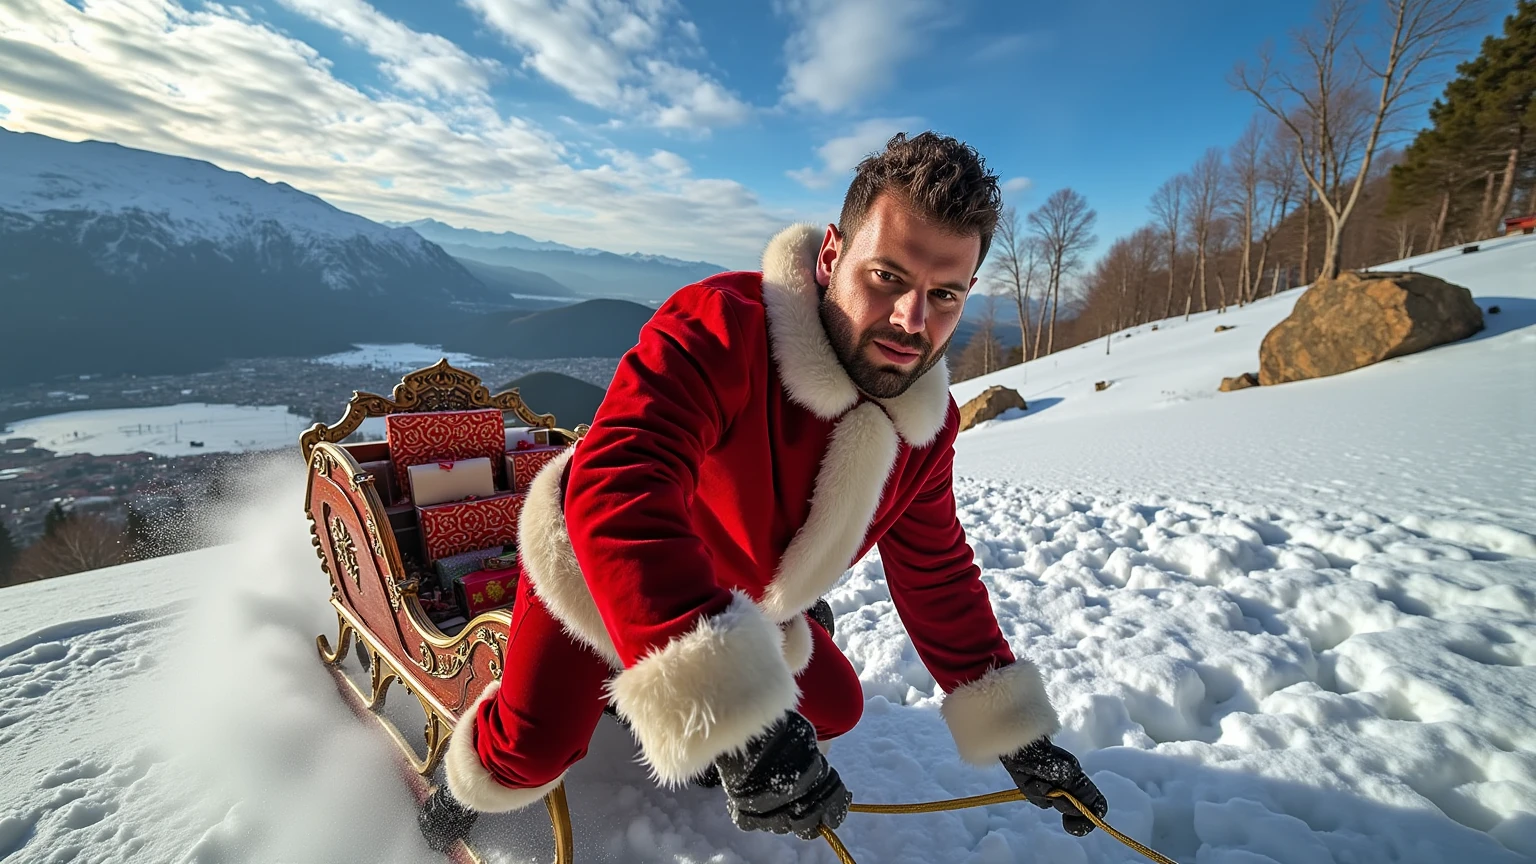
top-left (420, 131), bottom-right (1108, 850)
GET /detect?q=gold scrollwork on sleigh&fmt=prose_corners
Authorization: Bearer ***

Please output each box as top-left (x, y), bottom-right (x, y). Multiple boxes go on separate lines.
top-left (329, 515), bottom-right (361, 588)
top-left (416, 626), bottom-right (506, 681)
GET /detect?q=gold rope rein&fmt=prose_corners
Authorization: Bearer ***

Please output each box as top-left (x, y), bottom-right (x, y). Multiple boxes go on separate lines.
top-left (818, 787), bottom-right (1179, 864)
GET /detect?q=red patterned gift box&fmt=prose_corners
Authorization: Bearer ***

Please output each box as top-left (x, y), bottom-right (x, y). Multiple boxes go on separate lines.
top-left (386, 408), bottom-right (505, 499)
top-left (455, 568), bottom-right (518, 617)
top-left (506, 444), bottom-right (567, 492)
top-left (417, 491), bottom-right (526, 562)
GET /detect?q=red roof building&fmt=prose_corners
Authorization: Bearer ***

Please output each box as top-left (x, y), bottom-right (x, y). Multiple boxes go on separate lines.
top-left (1505, 214), bottom-right (1536, 236)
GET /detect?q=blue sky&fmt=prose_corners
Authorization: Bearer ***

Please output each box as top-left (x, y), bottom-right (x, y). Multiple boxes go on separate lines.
top-left (0, 0), bottom-right (1505, 270)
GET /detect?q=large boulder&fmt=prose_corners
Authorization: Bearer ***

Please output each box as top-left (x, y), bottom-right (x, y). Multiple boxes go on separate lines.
top-left (1259, 270), bottom-right (1483, 386)
top-left (959, 385), bottom-right (1026, 431)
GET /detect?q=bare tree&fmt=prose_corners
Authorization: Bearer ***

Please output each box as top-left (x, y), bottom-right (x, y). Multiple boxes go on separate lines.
top-left (11, 515), bottom-right (125, 582)
top-left (986, 206), bottom-right (1041, 362)
top-left (1187, 148), bottom-right (1226, 314)
top-left (1256, 125), bottom-right (1302, 299)
top-left (1149, 175), bottom-right (1186, 321)
top-left (1235, 0), bottom-right (1486, 279)
top-left (1229, 118), bottom-right (1267, 305)
top-left (1028, 188), bottom-right (1098, 358)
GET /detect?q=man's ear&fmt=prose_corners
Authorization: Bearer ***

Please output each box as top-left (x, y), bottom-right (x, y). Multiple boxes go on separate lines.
top-left (816, 224), bottom-right (842, 288)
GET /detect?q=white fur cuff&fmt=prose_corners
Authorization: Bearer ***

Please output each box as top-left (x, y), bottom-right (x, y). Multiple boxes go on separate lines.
top-left (781, 613), bottom-right (814, 674)
top-left (444, 682), bottom-right (566, 812)
top-left (606, 591), bottom-right (800, 786)
top-left (940, 661), bottom-right (1061, 766)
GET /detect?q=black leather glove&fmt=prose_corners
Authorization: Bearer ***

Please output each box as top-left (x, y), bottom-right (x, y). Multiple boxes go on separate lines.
top-left (714, 711), bottom-right (852, 839)
top-left (419, 786), bottom-right (479, 852)
top-left (1000, 738), bottom-right (1107, 837)
top-left (809, 598), bottom-right (835, 638)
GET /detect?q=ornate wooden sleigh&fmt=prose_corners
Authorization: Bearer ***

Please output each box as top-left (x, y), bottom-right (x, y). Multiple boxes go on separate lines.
top-left (300, 360), bottom-right (585, 862)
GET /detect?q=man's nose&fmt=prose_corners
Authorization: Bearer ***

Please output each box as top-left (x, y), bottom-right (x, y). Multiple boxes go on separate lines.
top-left (891, 289), bottom-right (925, 334)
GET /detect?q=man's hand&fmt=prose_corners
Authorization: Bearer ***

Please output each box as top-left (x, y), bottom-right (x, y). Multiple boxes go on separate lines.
top-left (714, 711), bottom-right (852, 839)
top-left (1000, 738), bottom-right (1107, 837)
top-left (418, 786), bottom-right (479, 852)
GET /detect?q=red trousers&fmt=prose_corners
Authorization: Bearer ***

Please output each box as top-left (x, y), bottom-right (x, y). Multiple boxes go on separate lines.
top-left (472, 573), bottom-right (864, 790)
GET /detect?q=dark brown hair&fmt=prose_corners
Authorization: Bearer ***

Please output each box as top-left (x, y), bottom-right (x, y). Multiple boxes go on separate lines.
top-left (839, 131), bottom-right (1002, 273)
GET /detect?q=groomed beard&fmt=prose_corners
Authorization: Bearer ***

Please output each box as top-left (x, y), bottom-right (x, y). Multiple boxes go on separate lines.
top-left (818, 269), bottom-right (953, 399)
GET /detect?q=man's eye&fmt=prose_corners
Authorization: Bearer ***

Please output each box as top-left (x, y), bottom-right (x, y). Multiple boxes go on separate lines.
top-left (874, 269), bottom-right (897, 282)
top-left (932, 289), bottom-right (958, 303)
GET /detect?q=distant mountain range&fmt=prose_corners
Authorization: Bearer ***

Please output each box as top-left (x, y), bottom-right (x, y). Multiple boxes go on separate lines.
top-left (0, 128), bottom-right (495, 384)
top-left (402, 219), bottom-right (728, 304)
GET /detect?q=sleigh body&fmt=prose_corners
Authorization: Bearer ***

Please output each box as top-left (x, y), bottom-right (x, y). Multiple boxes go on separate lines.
top-left (300, 360), bottom-right (583, 860)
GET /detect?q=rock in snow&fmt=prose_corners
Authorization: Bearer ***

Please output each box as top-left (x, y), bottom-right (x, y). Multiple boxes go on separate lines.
top-left (1259, 270), bottom-right (1485, 386)
top-left (958, 385), bottom-right (1026, 431)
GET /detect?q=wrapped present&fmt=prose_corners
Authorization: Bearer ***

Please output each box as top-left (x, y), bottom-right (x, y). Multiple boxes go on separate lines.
top-left (357, 459), bottom-right (398, 504)
top-left (455, 567), bottom-right (518, 617)
top-left (407, 457), bottom-right (495, 507)
top-left (434, 545), bottom-right (503, 589)
top-left (417, 491), bottom-right (526, 562)
top-left (506, 445), bottom-right (567, 493)
top-left (482, 550), bottom-right (518, 571)
top-left (386, 408), bottom-right (505, 495)
top-left (504, 426), bottom-right (552, 451)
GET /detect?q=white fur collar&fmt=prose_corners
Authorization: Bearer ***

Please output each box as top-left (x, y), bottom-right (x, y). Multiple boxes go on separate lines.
top-left (759, 223), bottom-right (951, 448)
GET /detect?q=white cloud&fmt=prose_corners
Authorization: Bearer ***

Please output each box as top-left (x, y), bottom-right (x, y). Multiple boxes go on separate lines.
top-left (461, 0), bottom-right (751, 131)
top-left (778, 0), bottom-right (941, 113)
top-left (0, 0), bottom-right (788, 268)
top-left (787, 117), bottom-right (921, 190)
top-left (1002, 176), bottom-right (1032, 194)
top-left (276, 0), bottom-right (501, 101)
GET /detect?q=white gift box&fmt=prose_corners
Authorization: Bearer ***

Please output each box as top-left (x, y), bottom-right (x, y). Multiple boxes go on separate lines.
top-left (406, 456), bottom-right (495, 506)
top-left (503, 426), bottom-right (552, 450)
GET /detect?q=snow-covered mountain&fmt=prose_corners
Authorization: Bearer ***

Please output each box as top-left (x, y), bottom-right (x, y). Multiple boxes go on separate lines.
top-left (1, 237), bottom-right (1532, 862)
top-left (0, 129), bottom-right (493, 383)
top-left (396, 216), bottom-right (727, 271)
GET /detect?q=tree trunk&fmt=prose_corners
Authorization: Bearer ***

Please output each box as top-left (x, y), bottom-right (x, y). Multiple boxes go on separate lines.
top-left (1269, 264), bottom-right (1281, 298)
top-left (1429, 188), bottom-right (1450, 250)
top-left (1321, 215), bottom-right (1344, 279)
top-left (1197, 241), bottom-right (1209, 311)
top-left (1183, 290), bottom-right (1193, 322)
top-left (1300, 190), bottom-right (1312, 285)
top-left (1161, 239), bottom-right (1177, 320)
top-left (1032, 277), bottom-right (1050, 360)
top-left (1047, 279), bottom-right (1059, 356)
top-left (1014, 285), bottom-right (1031, 366)
top-left (1485, 146), bottom-right (1521, 239)
top-left (1478, 171), bottom-right (1496, 236)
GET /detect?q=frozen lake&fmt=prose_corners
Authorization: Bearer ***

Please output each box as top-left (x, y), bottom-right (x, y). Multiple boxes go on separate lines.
top-left (0, 403), bottom-right (367, 457)
top-left (312, 342), bottom-right (489, 371)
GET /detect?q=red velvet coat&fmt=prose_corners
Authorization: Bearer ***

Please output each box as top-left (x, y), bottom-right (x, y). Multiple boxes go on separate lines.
top-left (513, 224), bottom-right (1059, 787)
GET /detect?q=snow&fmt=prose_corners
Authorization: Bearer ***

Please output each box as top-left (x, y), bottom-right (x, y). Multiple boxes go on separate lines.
top-left (2, 238), bottom-right (1534, 862)
top-left (0, 128), bottom-right (435, 252)
top-left (4, 403), bottom-right (314, 457)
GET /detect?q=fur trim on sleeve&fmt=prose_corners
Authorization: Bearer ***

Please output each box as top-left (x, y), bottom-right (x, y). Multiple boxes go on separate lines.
top-left (939, 661), bottom-right (1061, 765)
top-left (443, 682), bottom-right (567, 812)
top-left (605, 590), bottom-right (800, 787)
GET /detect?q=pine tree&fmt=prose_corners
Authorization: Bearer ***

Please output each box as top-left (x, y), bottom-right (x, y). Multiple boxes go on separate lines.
top-left (1390, 2), bottom-right (1536, 242)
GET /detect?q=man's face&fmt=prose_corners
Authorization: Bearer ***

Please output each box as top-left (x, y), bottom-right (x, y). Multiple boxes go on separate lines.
top-left (817, 193), bottom-right (978, 399)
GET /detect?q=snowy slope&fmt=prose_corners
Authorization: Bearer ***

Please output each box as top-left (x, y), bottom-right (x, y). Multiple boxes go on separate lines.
top-left (1, 241), bottom-right (1533, 863)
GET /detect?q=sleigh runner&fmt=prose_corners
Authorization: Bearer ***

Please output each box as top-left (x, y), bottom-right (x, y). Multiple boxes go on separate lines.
top-left (300, 360), bottom-right (584, 860)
